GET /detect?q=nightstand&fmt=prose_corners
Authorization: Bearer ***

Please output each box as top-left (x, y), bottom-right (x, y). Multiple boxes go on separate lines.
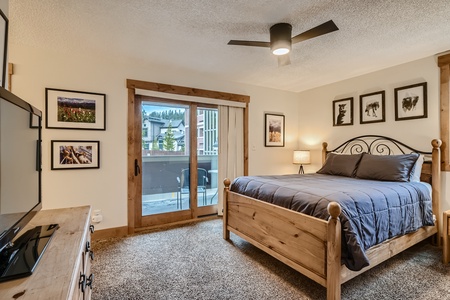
top-left (444, 210), bottom-right (450, 264)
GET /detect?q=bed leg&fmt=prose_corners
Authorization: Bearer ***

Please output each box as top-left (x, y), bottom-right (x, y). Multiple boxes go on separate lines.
top-left (327, 202), bottom-right (342, 300)
top-left (223, 178), bottom-right (231, 240)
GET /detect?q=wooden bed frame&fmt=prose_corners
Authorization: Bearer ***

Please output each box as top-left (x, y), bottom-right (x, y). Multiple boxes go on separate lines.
top-left (223, 136), bottom-right (442, 300)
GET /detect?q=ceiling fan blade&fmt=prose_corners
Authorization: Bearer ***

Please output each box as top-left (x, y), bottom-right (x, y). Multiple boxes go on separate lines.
top-left (227, 40), bottom-right (270, 47)
top-left (291, 20), bottom-right (339, 44)
top-left (277, 54), bottom-right (291, 67)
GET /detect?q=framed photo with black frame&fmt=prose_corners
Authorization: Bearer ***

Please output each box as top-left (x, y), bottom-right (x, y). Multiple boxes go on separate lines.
top-left (0, 9), bottom-right (8, 88)
top-left (333, 97), bottom-right (353, 126)
top-left (264, 113), bottom-right (285, 147)
top-left (51, 140), bottom-right (100, 170)
top-left (360, 91), bottom-right (385, 124)
top-left (46, 88), bottom-right (106, 130)
top-left (394, 82), bottom-right (427, 121)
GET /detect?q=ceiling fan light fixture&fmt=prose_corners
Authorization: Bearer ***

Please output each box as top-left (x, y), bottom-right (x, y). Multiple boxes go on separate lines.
top-left (270, 23), bottom-right (292, 56)
top-left (272, 44), bottom-right (290, 55)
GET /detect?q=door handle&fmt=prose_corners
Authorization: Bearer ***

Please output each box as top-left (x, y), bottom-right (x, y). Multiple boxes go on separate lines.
top-left (135, 159), bottom-right (141, 176)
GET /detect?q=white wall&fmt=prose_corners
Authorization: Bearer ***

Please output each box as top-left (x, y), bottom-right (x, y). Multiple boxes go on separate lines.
top-left (296, 56), bottom-right (450, 214)
top-left (8, 43), bottom-right (299, 230)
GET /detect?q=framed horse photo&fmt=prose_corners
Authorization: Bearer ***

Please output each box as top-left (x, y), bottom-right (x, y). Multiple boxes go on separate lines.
top-left (394, 82), bottom-right (427, 121)
top-left (332, 97), bottom-right (353, 126)
top-left (360, 91), bottom-right (385, 124)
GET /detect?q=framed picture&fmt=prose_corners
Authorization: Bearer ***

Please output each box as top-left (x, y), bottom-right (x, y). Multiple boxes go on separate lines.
top-left (333, 97), bottom-right (353, 126)
top-left (265, 113), bottom-right (285, 147)
top-left (394, 82), bottom-right (427, 121)
top-left (51, 140), bottom-right (100, 170)
top-left (359, 91), bottom-right (385, 124)
top-left (0, 10), bottom-right (8, 88)
top-left (46, 88), bottom-right (106, 130)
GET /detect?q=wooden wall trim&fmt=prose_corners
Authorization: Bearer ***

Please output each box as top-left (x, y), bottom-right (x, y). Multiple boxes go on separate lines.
top-left (127, 88), bottom-right (137, 233)
top-left (92, 226), bottom-right (128, 241)
top-left (127, 79), bottom-right (250, 103)
top-left (438, 53), bottom-right (450, 171)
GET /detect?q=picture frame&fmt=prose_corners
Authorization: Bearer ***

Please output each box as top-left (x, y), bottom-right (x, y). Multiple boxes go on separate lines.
top-left (264, 113), bottom-right (285, 147)
top-left (333, 97), bottom-right (353, 126)
top-left (359, 91), bottom-right (385, 124)
top-left (0, 9), bottom-right (8, 88)
top-left (46, 88), bottom-right (106, 130)
top-left (394, 82), bottom-right (427, 121)
top-left (51, 140), bottom-right (100, 170)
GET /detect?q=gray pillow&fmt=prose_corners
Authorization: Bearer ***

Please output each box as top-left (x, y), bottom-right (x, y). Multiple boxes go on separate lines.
top-left (355, 153), bottom-right (419, 182)
top-left (317, 152), bottom-right (364, 177)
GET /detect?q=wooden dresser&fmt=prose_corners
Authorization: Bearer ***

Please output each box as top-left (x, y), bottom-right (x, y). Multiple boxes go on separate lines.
top-left (0, 206), bottom-right (93, 300)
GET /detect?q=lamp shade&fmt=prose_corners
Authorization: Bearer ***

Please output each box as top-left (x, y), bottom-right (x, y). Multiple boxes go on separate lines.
top-left (293, 150), bottom-right (310, 165)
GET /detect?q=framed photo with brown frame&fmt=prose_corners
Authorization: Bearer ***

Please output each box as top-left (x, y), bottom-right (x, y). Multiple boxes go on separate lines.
top-left (265, 113), bottom-right (285, 147)
top-left (333, 97), bottom-right (353, 126)
top-left (360, 91), bottom-right (385, 124)
top-left (51, 140), bottom-right (100, 170)
top-left (0, 9), bottom-right (8, 88)
top-left (394, 82), bottom-right (427, 121)
top-left (46, 88), bottom-right (106, 130)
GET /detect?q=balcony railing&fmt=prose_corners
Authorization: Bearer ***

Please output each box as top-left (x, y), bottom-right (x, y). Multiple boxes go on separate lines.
top-left (142, 155), bottom-right (218, 196)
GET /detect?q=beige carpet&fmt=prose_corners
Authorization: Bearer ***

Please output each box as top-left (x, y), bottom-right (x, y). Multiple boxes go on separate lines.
top-left (91, 219), bottom-right (449, 300)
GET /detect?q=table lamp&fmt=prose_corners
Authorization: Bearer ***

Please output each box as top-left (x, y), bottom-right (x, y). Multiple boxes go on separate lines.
top-left (293, 150), bottom-right (310, 174)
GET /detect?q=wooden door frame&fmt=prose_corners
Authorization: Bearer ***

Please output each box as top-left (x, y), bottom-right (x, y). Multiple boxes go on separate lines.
top-left (127, 79), bottom-right (250, 233)
top-left (439, 52), bottom-right (450, 171)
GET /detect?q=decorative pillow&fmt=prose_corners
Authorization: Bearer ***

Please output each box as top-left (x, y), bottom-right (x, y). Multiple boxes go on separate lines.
top-left (317, 152), bottom-right (364, 177)
top-left (355, 153), bottom-right (419, 182)
top-left (410, 154), bottom-right (424, 182)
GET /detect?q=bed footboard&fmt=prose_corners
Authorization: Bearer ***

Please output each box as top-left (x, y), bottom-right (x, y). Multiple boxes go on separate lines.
top-left (223, 179), bottom-right (342, 292)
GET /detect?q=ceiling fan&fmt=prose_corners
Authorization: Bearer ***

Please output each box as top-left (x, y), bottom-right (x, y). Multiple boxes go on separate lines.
top-left (228, 20), bottom-right (339, 66)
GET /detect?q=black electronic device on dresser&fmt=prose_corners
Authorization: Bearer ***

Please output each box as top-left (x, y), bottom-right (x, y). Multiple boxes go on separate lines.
top-left (0, 87), bottom-right (58, 282)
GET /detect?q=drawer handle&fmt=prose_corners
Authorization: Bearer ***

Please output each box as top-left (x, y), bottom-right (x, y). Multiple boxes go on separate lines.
top-left (86, 273), bottom-right (94, 290)
top-left (85, 241), bottom-right (94, 260)
top-left (79, 273), bottom-right (86, 293)
top-left (89, 225), bottom-right (95, 233)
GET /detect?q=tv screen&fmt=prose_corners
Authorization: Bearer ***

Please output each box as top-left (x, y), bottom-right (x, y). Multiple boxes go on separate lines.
top-left (0, 87), bottom-right (41, 253)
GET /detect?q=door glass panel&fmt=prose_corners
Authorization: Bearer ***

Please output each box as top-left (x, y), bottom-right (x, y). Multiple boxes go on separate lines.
top-left (141, 102), bottom-right (190, 215)
top-left (197, 108), bottom-right (218, 207)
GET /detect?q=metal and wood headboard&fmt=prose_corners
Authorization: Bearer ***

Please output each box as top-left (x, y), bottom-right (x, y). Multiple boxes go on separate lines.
top-left (321, 135), bottom-right (441, 242)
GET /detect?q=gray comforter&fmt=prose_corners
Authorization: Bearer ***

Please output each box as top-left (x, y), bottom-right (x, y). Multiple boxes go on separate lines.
top-left (230, 174), bottom-right (434, 271)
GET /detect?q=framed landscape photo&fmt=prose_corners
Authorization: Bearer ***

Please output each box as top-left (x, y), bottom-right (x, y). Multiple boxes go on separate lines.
top-left (333, 97), bottom-right (353, 126)
top-left (360, 91), bottom-right (385, 124)
top-left (51, 140), bottom-right (100, 170)
top-left (265, 113), bottom-right (285, 147)
top-left (394, 82), bottom-right (427, 121)
top-left (0, 9), bottom-right (8, 88)
top-left (46, 88), bottom-right (106, 130)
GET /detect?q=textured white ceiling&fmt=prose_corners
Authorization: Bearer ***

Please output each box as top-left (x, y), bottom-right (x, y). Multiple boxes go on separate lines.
top-left (9, 0), bottom-right (450, 92)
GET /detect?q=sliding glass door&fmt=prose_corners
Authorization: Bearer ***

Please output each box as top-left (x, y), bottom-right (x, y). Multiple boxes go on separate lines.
top-left (141, 102), bottom-right (190, 215)
top-left (137, 98), bottom-right (218, 227)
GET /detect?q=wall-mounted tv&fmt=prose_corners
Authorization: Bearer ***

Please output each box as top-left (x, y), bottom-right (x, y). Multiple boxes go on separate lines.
top-left (0, 87), bottom-right (57, 282)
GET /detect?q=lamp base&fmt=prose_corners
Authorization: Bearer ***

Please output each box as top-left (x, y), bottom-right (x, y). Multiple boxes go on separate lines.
top-left (298, 165), bottom-right (305, 174)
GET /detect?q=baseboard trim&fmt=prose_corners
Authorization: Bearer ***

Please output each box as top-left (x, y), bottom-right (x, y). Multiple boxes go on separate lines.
top-left (92, 226), bottom-right (128, 241)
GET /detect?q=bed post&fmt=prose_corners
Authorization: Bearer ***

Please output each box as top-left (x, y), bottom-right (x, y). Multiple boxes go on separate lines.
top-left (322, 142), bottom-right (328, 165)
top-left (327, 202), bottom-right (342, 300)
top-left (431, 139), bottom-right (442, 247)
top-left (223, 178), bottom-right (231, 240)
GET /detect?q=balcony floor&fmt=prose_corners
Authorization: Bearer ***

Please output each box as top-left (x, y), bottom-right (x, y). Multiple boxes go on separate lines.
top-left (142, 189), bottom-right (218, 215)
